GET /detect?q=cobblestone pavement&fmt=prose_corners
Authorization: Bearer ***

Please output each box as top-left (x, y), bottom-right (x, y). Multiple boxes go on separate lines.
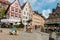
top-left (51, 32), bottom-right (60, 40)
top-left (0, 28), bottom-right (42, 40)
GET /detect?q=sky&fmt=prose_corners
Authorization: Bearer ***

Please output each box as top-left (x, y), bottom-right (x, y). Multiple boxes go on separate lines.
top-left (8, 0), bottom-right (60, 18)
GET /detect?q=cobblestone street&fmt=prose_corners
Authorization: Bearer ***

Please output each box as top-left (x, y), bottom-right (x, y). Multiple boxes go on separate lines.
top-left (0, 28), bottom-right (49, 40)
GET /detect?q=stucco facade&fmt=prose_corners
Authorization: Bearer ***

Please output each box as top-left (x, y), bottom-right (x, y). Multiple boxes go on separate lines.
top-left (21, 1), bottom-right (33, 27)
top-left (32, 11), bottom-right (45, 31)
top-left (6, 0), bottom-right (21, 24)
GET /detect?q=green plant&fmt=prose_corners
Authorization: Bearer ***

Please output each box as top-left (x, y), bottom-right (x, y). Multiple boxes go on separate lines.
top-left (19, 21), bottom-right (24, 28)
top-left (15, 21), bottom-right (24, 28)
top-left (0, 8), bottom-right (6, 19)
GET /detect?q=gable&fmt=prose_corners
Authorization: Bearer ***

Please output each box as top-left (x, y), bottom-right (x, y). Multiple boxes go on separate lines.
top-left (10, 0), bottom-right (21, 10)
top-left (22, 2), bottom-right (32, 13)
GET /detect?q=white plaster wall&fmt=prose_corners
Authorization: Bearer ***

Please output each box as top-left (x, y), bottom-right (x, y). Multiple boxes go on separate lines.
top-left (22, 2), bottom-right (32, 25)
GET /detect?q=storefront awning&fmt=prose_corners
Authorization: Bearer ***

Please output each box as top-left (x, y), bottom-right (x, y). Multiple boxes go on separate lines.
top-left (1, 19), bottom-right (21, 23)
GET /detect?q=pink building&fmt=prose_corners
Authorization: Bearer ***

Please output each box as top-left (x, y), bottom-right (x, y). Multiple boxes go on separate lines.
top-left (6, 0), bottom-right (22, 24)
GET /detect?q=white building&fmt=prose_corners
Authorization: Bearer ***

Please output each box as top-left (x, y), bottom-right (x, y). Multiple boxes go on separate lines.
top-left (21, 0), bottom-right (33, 29)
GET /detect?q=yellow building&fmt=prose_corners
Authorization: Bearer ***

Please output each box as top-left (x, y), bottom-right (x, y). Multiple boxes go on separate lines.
top-left (32, 11), bottom-right (46, 31)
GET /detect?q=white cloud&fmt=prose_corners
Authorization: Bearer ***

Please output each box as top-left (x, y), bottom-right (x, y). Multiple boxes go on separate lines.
top-left (42, 9), bottom-right (51, 18)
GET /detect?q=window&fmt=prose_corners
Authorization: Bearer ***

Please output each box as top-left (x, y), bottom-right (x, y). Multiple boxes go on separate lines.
top-left (11, 7), bottom-right (14, 11)
top-left (15, 13), bottom-right (18, 17)
top-left (11, 14), bottom-right (14, 16)
top-left (15, 3), bottom-right (18, 7)
top-left (15, 15), bottom-right (17, 17)
top-left (23, 20), bottom-right (25, 22)
top-left (24, 12), bottom-right (26, 15)
top-left (15, 8), bottom-right (18, 12)
top-left (26, 8), bottom-right (27, 11)
top-left (19, 10), bottom-right (21, 13)
top-left (26, 17), bottom-right (27, 19)
top-left (23, 16), bottom-right (26, 19)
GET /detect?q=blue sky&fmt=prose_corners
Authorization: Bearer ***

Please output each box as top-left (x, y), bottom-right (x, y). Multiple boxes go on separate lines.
top-left (8, 0), bottom-right (60, 18)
